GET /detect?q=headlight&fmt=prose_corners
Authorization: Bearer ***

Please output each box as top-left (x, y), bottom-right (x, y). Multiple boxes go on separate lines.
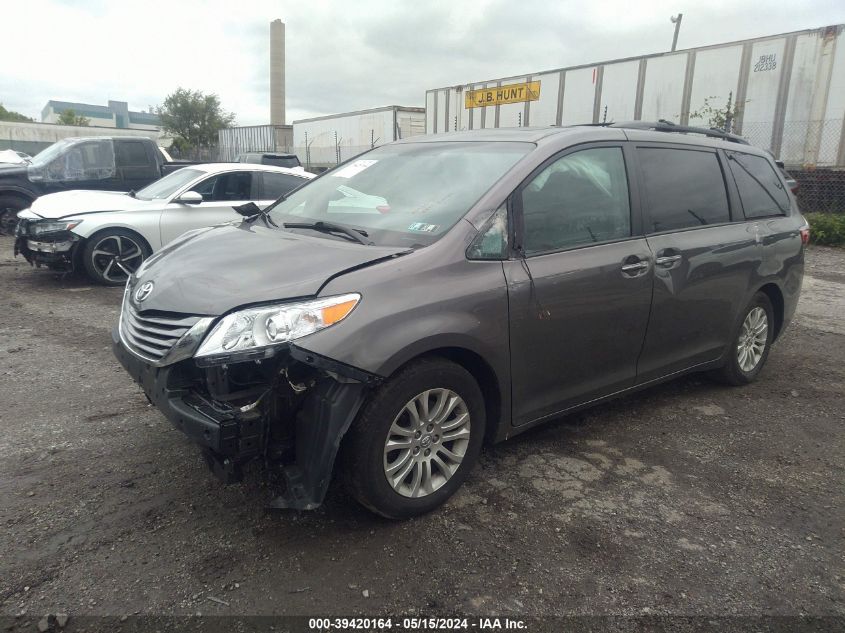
top-left (195, 293), bottom-right (360, 364)
top-left (30, 219), bottom-right (82, 235)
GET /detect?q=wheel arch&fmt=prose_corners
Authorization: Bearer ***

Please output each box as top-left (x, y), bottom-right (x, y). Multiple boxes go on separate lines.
top-left (387, 345), bottom-right (506, 445)
top-left (757, 282), bottom-right (785, 341)
top-left (83, 225), bottom-right (154, 255)
top-left (0, 188), bottom-right (36, 205)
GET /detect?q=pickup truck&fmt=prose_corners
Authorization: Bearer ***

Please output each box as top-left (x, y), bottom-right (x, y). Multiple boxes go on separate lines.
top-left (0, 136), bottom-right (191, 234)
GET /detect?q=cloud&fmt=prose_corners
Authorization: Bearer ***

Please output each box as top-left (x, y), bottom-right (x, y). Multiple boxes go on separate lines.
top-left (2, 0), bottom-right (844, 125)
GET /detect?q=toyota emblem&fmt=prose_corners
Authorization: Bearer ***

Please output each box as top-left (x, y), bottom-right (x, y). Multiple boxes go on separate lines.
top-left (135, 281), bottom-right (154, 302)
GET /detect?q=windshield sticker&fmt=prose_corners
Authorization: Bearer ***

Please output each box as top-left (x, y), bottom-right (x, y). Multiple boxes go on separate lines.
top-left (333, 159), bottom-right (378, 179)
top-left (408, 222), bottom-right (440, 233)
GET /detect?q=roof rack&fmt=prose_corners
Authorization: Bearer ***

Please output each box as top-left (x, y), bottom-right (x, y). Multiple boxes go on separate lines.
top-left (607, 119), bottom-right (750, 144)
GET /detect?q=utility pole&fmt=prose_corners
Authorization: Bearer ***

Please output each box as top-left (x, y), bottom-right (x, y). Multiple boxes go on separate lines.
top-left (670, 13), bottom-right (683, 52)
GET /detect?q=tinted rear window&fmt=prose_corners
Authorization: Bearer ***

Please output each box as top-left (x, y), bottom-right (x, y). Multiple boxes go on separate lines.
top-left (638, 148), bottom-right (730, 232)
top-left (727, 151), bottom-right (790, 218)
top-left (116, 141), bottom-right (148, 166)
top-left (262, 155), bottom-right (300, 168)
top-left (262, 172), bottom-right (306, 199)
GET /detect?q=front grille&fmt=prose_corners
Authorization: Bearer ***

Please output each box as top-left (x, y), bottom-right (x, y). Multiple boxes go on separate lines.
top-left (121, 303), bottom-right (202, 362)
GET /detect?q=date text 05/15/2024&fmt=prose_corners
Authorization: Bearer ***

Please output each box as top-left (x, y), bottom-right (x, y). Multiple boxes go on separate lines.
top-left (308, 617), bottom-right (528, 630)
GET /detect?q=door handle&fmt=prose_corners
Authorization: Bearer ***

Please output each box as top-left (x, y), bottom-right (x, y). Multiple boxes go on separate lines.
top-left (621, 261), bottom-right (649, 272)
top-left (655, 254), bottom-right (682, 267)
top-left (621, 261), bottom-right (649, 273)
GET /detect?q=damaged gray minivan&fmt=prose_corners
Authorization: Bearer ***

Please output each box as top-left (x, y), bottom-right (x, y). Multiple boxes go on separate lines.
top-left (113, 124), bottom-right (807, 518)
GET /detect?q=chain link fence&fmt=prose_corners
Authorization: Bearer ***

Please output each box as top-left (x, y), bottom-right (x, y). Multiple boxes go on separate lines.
top-left (790, 169), bottom-right (845, 214)
top-left (292, 144), bottom-right (376, 173)
top-left (725, 119), bottom-right (844, 215)
top-left (167, 145), bottom-right (221, 162)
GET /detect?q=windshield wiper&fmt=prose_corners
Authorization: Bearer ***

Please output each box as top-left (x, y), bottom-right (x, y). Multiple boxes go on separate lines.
top-left (283, 221), bottom-right (373, 245)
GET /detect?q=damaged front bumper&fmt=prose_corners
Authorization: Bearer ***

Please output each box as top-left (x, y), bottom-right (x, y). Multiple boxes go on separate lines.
top-left (14, 220), bottom-right (81, 271)
top-left (112, 328), bottom-right (379, 510)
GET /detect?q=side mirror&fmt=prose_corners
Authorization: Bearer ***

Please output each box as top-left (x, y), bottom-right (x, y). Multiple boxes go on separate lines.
top-left (175, 190), bottom-right (203, 205)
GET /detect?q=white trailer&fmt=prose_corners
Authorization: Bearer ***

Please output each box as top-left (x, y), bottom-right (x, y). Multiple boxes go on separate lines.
top-left (293, 106), bottom-right (425, 170)
top-left (426, 24), bottom-right (845, 168)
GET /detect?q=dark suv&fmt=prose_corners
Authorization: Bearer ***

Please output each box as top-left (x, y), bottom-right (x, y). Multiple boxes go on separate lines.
top-left (236, 152), bottom-right (302, 169)
top-left (113, 124), bottom-right (807, 519)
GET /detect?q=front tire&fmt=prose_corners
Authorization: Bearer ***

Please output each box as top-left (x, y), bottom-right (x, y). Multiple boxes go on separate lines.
top-left (0, 193), bottom-right (30, 236)
top-left (82, 229), bottom-right (151, 286)
top-left (713, 292), bottom-right (774, 385)
top-left (341, 357), bottom-right (486, 519)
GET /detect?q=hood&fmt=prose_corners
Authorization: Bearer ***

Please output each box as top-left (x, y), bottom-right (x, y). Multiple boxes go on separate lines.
top-left (0, 163), bottom-right (26, 177)
top-left (131, 222), bottom-right (411, 315)
top-left (0, 150), bottom-right (27, 165)
top-left (29, 190), bottom-right (158, 219)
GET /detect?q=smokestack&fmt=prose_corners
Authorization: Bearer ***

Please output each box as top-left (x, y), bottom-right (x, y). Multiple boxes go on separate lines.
top-left (270, 19), bottom-right (285, 125)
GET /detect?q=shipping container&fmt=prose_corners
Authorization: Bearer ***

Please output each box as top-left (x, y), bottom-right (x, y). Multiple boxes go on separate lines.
top-left (292, 106), bottom-right (425, 170)
top-left (218, 125), bottom-right (293, 162)
top-left (426, 24), bottom-right (845, 168)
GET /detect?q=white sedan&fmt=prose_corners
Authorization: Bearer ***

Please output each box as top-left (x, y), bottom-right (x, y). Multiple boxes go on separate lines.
top-left (15, 163), bottom-right (313, 285)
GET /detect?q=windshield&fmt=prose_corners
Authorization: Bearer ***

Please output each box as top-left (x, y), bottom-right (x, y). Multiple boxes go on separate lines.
top-left (268, 141), bottom-right (531, 247)
top-left (135, 168), bottom-right (204, 200)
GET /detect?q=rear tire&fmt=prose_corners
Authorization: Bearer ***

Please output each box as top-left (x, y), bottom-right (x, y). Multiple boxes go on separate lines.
top-left (712, 292), bottom-right (774, 386)
top-left (82, 228), bottom-right (151, 286)
top-left (341, 357), bottom-right (486, 519)
top-left (0, 193), bottom-right (30, 236)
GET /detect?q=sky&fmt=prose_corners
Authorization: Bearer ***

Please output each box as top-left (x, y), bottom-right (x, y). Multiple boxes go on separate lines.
top-left (2, 0), bottom-right (845, 126)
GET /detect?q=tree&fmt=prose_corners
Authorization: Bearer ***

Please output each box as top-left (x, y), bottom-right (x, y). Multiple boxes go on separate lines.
top-left (0, 104), bottom-right (33, 122)
top-left (156, 88), bottom-right (235, 150)
top-left (56, 109), bottom-right (90, 126)
top-left (689, 93), bottom-right (745, 133)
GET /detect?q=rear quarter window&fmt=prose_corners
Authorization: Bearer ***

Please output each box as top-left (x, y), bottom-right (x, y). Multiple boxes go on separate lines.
top-left (726, 151), bottom-right (790, 218)
top-left (638, 147), bottom-right (730, 233)
top-left (262, 172), bottom-right (307, 199)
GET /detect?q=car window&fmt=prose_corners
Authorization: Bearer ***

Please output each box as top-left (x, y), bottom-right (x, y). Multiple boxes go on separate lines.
top-left (189, 172), bottom-right (253, 202)
top-left (115, 141), bottom-right (149, 167)
top-left (262, 155), bottom-right (300, 168)
top-left (520, 147), bottom-right (631, 254)
top-left (262, 172), bottom-right (306, 199)
top-left (638, 147), bottom-right (730, 232)
top-left (726, 151), bottom-right (790, 218)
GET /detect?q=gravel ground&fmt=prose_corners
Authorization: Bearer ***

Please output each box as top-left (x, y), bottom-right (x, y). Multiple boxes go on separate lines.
top-left (0, 236), bottom-right (843, 626)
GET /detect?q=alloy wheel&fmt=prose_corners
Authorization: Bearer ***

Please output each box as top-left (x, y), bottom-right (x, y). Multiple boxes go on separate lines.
top-left (90, 234), bottom-right (145, 283)
top-left (737, 306), bottom-right (768, 372)
top-left (383, 389), bottom-right (471, 498)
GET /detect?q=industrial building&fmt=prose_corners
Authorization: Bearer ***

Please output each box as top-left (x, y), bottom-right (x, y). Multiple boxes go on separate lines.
top-left (426, 23), bottom-right (845, 168)
top-left (41, 99), bottom-right (161, 130)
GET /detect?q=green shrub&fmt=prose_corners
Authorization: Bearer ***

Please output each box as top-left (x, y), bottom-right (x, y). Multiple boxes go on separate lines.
top-left (806, 212), bottom-right (845, 246)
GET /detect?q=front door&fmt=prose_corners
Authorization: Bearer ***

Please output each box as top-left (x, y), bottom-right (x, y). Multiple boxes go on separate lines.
top-left (506, 145), bottom-right (653, 426)
top-left (633, 145), bottom-right (761, 382)
top-left (160, 171), bottom-right (256, 245)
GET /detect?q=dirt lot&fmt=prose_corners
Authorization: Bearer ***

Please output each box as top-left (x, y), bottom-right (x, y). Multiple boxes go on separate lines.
top-left (0, 236), bottom-right (843, 624)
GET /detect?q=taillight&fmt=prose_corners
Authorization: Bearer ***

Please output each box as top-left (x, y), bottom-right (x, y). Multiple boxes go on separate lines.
top-left (800, 226), bottom-right (810, 245)
top-left (790, 183), bottom-right (800, 194)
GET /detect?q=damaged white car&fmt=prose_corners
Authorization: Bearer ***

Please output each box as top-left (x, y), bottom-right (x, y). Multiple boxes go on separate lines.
top-left (14, 163), bottom-right (313, 285)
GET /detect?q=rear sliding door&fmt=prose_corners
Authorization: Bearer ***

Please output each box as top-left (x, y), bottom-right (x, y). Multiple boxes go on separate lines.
top-left (634, 144), bottom-right (761, 382)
